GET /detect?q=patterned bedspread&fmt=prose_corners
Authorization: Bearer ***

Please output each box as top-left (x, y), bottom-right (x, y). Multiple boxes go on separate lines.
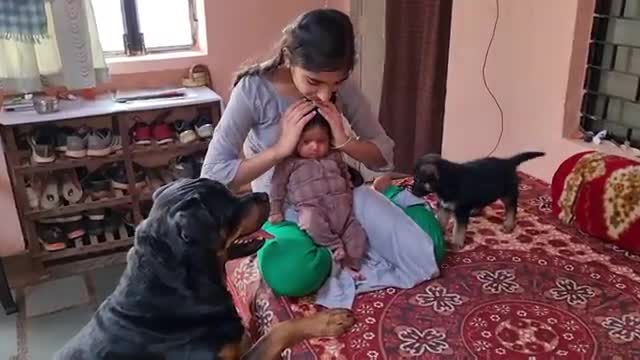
top-left (225, 174), bottom-right (640, 359)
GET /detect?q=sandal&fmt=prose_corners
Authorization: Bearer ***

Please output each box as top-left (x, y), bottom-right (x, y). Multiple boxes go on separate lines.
top-left (38, 225), bottom-right (67, 251)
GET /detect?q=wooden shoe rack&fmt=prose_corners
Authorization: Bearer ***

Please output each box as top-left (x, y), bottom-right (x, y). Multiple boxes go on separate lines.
top-left (0, 87), bottom-right (222, 282)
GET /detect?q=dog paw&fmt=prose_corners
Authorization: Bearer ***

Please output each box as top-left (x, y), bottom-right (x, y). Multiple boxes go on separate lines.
top-left (307, 309), bottom-right (355, 338)
top-left (450, 243), bottom-right (464, 252)
top-left (503, 223), bottom-right (515, 234)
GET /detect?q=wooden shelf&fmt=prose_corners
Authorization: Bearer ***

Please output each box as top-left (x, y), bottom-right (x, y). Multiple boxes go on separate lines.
top-left (36, 225), bottom-right (134, 262)
top-left (25, 192), bottom-right (133, 220)
top-left (0, 86), bottom-right (222, 289)
top-left (131, 139), bottom-right (209, 159)
top-left (14, 152), bottom-right (125, 175)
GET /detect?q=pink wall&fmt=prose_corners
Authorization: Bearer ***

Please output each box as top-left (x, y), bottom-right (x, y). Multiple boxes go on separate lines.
top-left (0, 0), bottom-right (348, 256)
top-left (107, 0), bottom-right (349, 100)
top-left (442, 0), bottom-right (596, 182)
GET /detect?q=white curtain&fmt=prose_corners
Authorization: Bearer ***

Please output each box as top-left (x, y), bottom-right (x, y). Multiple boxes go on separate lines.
top-left (0, 0), bottom-right (109, 93)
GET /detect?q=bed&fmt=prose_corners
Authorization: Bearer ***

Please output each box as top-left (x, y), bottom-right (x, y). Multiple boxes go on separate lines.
top-left (225, 174), bottom-right (640, 359)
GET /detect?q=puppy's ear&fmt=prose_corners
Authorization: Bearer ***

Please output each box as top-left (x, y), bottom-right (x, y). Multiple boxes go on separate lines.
top-left (169, 193), bottom-right (216, 245)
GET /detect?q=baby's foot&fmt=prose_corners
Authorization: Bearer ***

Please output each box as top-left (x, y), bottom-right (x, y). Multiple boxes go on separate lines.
top-left (372, 174), bottom-right (393, 193)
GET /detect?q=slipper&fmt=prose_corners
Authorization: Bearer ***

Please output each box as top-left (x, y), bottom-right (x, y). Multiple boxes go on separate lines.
top-left (39, 175), bottom-right (60, 210)
top-left (61, 169), bottom-right (83, 204)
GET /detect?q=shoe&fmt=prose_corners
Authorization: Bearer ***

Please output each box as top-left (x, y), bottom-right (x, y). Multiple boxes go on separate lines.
top-left (39, 175), bottom-right (60, 210)
top-left (86, 209), bottom-right (106, 221)
top-left (28, 126), bottom-right (56, 163)
top-left (63, 220), bottom-right (85, 240)
top-left (103, 211), bottom-right (123, 233)
top-left (174, 120), bottom-right (197, 144)
top-left (151, 119), bottom-right (174, 145)
top-left (38, 214), bottom-right (83, 224)
top-left (55, 126), bottom-right (74, 152)
top-left (85, 217), bottom-right (104, 237)
top-left (65, 126), bottom-right (90, 158)
top-left (130, 120), bottom-right (152, 145)
top-left (109, 163), bottom-right (146, 190)
top-left (87, 128), bottom-right (113, 157)
top-left (192, 116), bottom-right (213, 138)
top-left (84, 169), bottom-right (112, 200)
top-left (37, 225), bottom-right (67, 251)
top-left (61, 169), bottom-right (83, 204)
top-left (25, 177), bottom-right (40, 209)
top-left (111, 134), bottom-right (123, 152)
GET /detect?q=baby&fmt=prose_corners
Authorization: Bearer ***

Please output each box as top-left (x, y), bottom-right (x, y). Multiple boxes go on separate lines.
top-left (269, 112), bottom-right (368, 280)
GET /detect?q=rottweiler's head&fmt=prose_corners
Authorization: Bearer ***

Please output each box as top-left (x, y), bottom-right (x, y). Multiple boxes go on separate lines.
top-left (146, 178), bottom-right (270, 266)
top-left (412, 153), bottom-right (443, 197)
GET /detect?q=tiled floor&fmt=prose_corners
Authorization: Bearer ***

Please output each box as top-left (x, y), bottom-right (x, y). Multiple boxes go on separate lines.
top-left (0, 263), bottom-right (126, 360)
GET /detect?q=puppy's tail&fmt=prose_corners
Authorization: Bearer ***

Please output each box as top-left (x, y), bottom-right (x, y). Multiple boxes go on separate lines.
top-left (508, 151), bottom-right (546, 167)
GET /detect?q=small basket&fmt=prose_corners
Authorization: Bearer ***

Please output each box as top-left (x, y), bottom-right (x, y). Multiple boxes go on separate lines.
top-left (182, 64), bottom-right (212, 89)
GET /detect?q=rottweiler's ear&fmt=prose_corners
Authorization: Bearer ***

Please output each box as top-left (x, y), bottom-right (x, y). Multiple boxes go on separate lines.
top-left (169, 193), bottom-right (215, 245)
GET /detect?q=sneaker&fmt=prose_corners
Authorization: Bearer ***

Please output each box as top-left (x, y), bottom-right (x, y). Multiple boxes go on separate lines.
top-left (103, 211), bottom-right (123, 234)
top-left (111, 134), bottom-right (123, 153)
top-left (85, 217), bottom-right (104, 237)
top-left (192, 116), bottom-right (213, 139)
top-left (109, 163), bottom-right (146, 190)
top-left (84, 169), bottom-right (112, 200)
top-left (28, 126), bottom-right (56, 164)
top-left (38, 214), bottom-right (83, 224)
top-left (63, 220), bottom-right (85, 240)
top-left (87, 128), bottom-right (113, 157)
top-left (55, 126), bottom-right (74, 152)
top-left (60, 169), bottom-right (83, 204)
top-left (130, 121), bottom-right (152, 145)
top-left (174, 120), bottom-right (197, 144)
top-left (37, 225), bottom-right (67, 251)
top-left (86, 209), bottom-right (106, 221)
top-left (65, 126), bottom-right (90, 158)
top-left (151, 119), bottom-right (174, 145)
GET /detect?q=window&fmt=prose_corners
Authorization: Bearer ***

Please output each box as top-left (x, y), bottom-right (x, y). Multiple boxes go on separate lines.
top-left (91, 0), bottom-right (197, 56)
top-left (582, 0), bottom-right (640, 147)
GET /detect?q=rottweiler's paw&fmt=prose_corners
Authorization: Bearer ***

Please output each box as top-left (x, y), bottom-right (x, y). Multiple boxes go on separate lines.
top-left (309, 309), bottom-right (354, 338)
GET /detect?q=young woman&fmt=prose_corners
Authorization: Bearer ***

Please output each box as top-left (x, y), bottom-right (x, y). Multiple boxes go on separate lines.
top-left (201, 8), bottom-right (440, 309)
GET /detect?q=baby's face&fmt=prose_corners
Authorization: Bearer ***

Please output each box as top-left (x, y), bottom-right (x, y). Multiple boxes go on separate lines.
top-left (296, 126), bottom-right (330, 159)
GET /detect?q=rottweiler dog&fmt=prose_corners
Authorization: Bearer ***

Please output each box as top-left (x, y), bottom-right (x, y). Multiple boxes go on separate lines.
top-left (54, 178), bottom-right (354, 360)
top-left (412, 152), bottom-right (545, 249)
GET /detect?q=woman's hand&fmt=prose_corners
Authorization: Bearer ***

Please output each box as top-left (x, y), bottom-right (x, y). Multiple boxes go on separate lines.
top-left (273, 99), bottom-right (316, 159)
top-left (316, 101), bottom-right (349, 146)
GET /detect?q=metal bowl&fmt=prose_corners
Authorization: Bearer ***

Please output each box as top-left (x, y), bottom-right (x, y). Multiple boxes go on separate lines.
top-left (33, 96), bottom-right (60, 114)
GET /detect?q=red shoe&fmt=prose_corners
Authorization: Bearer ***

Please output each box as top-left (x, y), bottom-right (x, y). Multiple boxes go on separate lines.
top-left (151, 119), bottom-right (174, 145)
top-left (130, 121), bottom-right (152, 145)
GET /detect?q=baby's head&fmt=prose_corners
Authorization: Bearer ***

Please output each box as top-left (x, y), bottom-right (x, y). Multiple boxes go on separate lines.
top-left (296, 111), bottom-right (332, 159)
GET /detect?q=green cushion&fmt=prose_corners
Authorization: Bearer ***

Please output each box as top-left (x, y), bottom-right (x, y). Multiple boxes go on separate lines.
top-left (384, 185), bottom-right (446, 264)
top-left (257, 221), bottom-right (332, 297)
